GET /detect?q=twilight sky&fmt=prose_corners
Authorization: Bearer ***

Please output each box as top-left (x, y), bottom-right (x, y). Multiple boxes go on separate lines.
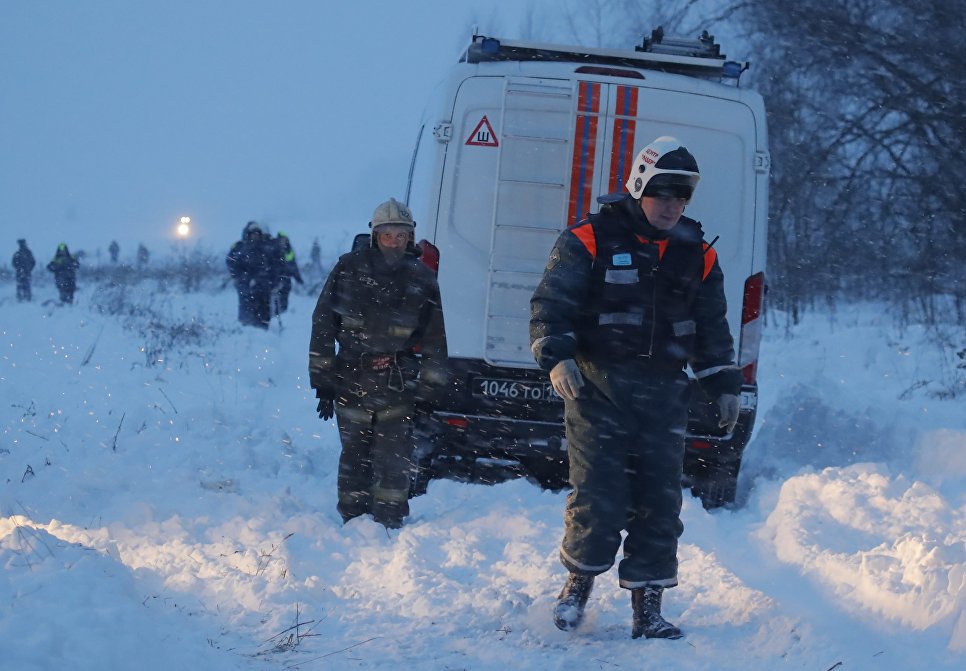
top-left (1, 1), bottom-right (536, 260)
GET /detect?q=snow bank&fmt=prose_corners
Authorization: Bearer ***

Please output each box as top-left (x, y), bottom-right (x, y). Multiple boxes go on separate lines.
top-left (2, 290), bottom-right (964, 669)
top-left (761, 464), bottom-right (966, 639)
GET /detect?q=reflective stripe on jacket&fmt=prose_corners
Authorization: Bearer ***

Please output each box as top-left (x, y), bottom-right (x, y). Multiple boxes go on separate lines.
top-left (530, 195), bottom-right (736, 384)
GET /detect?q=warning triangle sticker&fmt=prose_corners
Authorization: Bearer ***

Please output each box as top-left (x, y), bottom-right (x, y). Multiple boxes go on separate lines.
top-left (465, 115), bottom-right (499, 147)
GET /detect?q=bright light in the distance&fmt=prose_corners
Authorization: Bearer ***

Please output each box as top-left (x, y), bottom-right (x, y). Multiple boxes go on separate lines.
top-left (176, 216), bottom-right (191, 238)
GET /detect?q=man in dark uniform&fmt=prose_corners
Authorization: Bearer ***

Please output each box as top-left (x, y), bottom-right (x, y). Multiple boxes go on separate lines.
top-left (309, 198), bottom-right (448, 529)
top-left (226, 221), bottom-right (279, 329)
top-left (12, 239), bottom-right (36, 302)
top-left (530, 137), bottom-right (742, 639)
top-left (46, 243), bottom-right (80, 304)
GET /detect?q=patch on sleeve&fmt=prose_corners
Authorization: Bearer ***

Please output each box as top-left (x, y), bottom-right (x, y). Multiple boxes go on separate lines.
top-left (546, 247), bottom-right (562, 271)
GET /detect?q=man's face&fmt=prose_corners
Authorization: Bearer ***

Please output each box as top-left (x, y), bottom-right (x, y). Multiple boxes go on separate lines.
top-left (640, 195), bottom-right (687, 230)
top-left (374, 225), bottom-right (411, 251)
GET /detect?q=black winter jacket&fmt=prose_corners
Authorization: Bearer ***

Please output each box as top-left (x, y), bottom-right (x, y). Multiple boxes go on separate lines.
top-left (226, 234), bottom-right (278, 289)
top-left (309, 246), bottom-right (448, 402)
top-left (46, 250), bottom-right (79, 288)
top-left (13, 248), bottom-right (35, 280)
top-left (530, 195), bottom-right (742, 399)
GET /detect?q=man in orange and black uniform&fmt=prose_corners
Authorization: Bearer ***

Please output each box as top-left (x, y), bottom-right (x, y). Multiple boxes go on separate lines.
top-left (530, 137), bottom-right (741, 639)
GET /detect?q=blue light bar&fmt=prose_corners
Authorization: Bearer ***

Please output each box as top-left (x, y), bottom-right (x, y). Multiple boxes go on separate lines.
top-left (481, 37), bottom-right (501, 54)
top-left (722, 61), bottom-right (744, 79)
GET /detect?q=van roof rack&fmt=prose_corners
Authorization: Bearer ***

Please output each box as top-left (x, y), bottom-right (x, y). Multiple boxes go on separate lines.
top-left (461, 28), bottom-right (748, 82)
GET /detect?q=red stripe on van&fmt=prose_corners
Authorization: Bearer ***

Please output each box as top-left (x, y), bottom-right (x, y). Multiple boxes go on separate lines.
top-left (739, 272), bottom-right (765, 385)
top-left (608, 86), bottom-right (639, 194)
top-left (567, 82), bottom-right (601, 226)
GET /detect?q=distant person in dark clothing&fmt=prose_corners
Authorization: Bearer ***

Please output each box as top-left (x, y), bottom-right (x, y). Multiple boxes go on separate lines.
top-left (310, 238), bottom-right (321, 269)
top-left (12, 239), bottom-right (36, 302)
top-left (136, 244), bottom-right (150, 269)
top-left (226, 221), bottom-right (280, 329)
top-left (273, 231), bottom-right (304, 315)
top-left (108, 240), bottom-right (120, 264)
top-left (46, 243), bottom-right (80, 304)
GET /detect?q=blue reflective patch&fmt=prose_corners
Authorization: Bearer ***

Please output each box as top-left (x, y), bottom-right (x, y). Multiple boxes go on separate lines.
top-left (612, 253), bottom-right (632, 266)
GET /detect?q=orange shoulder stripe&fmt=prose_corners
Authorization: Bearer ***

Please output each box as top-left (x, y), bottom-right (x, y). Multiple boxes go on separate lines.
top-left (702, 243), bottom-right (717, 280)
top-left (570, 223), bottom-right (597, 259)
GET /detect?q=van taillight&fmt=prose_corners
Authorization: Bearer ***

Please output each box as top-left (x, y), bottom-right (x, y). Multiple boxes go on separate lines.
top-left (418, 239), bottom-right (440, 274)
top-left (739, 272), bottom-right (765, 385)
top-left (445, 417), bottom-right (469, 429)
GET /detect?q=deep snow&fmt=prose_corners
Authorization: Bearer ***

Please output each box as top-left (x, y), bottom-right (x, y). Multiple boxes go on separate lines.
top-left (1, 271), bottom-right (964, 670)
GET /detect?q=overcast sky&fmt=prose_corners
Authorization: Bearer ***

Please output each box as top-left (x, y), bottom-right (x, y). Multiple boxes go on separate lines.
top-left (1, 1), bottom-right (538, 260)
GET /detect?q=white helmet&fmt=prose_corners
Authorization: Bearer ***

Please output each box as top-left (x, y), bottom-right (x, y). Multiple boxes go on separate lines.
top-left (625, 136), bottom-right (700, 200)
top-left (370, 197), bottom-right (415, 231)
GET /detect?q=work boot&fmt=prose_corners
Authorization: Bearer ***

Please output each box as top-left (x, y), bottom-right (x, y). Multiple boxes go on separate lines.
top-left (552, 573), bottom-right (595, 631)
top-left (631, 587), bottom-right (683, 639)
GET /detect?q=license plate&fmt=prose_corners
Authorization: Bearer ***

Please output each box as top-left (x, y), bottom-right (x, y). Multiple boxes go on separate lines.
top-left (473, 377), bottom-right (562, 402)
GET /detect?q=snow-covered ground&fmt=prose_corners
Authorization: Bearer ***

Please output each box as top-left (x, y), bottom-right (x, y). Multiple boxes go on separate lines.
top-left (1, 276), bottom-right (964, 670)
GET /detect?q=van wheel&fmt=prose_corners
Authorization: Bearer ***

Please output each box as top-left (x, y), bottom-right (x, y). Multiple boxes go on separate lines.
top-left (410, 452), bottom-right (435, 498)
top-left (521, 456), bottom-right (569, 491)
top-left (690, 460), bottom-right (740, 509)
top-left (410, 430), bottom-right (437, 498)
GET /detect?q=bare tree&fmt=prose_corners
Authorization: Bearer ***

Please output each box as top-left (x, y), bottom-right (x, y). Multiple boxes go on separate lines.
top-left (740, 0), bottom-right (965, 319)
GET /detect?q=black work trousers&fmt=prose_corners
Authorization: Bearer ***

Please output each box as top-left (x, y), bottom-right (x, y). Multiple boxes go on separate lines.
top-left (16, 279), bottom-right (31, 302)
top-left (333, 358), bottom-right (416, 528)
top-left (559, 360), bottom-right (689, 588)
top-left (237, 281), bottom-right (271, 329)
top-left (55, 281), bottom-right (75, 304)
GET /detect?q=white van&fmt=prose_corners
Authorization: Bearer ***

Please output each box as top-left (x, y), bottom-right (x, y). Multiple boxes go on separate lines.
top-left (400, 30), bottom-right (768, 508)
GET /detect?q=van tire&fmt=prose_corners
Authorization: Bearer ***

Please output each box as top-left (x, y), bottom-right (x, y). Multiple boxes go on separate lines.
top-left (410, 452), bottom-right (435, 498)
top-left (690, 460), bottom-right (740, 509)
top-left (410, 428), bottom-right (438, 498)
top-left (521, 456), bottom-right (569, 491)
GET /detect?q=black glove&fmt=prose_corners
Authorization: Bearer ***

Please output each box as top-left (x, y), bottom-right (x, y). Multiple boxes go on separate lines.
top-left (717, 394), bottom-right (740, 433)
top-left (316, 397), bottom-right (334, 421)
top-left (314, 387), bottom-right (334, 420)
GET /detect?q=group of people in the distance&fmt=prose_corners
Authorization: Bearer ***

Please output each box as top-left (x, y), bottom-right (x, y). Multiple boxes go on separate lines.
top-left (225, 221), bottom-right (304, 329)
top-left (10, 224), bottom-right (305, 320)
top-left (11, 239), bottom-right (80, 304)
